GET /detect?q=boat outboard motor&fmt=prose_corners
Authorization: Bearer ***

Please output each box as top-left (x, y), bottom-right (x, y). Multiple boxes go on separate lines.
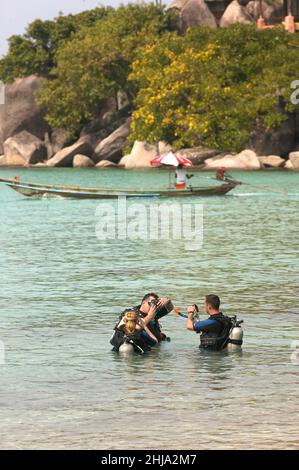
top-left (227, 316), bottom-right (244, 351)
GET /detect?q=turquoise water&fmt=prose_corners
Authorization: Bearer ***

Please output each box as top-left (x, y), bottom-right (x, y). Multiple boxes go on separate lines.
top-left (0, 167), bottom-right (298, 450)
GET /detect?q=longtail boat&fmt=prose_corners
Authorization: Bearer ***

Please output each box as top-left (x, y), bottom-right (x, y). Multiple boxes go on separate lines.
top-left (0, 177), bottom-right (239, 199)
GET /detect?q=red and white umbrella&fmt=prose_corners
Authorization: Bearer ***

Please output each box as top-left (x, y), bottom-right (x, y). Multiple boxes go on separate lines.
top-left (150, 151), bottom-right (193, 168)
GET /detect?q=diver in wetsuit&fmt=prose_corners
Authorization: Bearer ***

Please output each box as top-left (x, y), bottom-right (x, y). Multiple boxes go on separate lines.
top-left (186, 295), bottom-right (233, 351)
top-left (111, 293), bottom-right (172, 353)
top-left (133, 293), bottom-right (171, 344)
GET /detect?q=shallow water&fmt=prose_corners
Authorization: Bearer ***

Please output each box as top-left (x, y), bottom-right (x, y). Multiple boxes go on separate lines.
top-left (0, 168), bottom-right (298, 449)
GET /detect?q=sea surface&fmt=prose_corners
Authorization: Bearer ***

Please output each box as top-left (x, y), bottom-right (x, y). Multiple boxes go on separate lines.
top-left (0, 167), bottom-right (298, 450)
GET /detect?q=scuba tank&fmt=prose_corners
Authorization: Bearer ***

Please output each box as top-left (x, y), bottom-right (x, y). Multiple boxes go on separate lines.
top-left (119, 341), bottom-right (135, 354)
top-left (227, 316), bottom-right (243, 351)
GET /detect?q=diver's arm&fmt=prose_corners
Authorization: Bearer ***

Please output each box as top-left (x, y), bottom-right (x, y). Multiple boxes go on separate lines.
top-left (191, 318), bottom-right (217, 332)
top-left (186, 305), bottom-right (198, 329)
top-left (143, 298), bottom-right (168, 325)
top-left (143, 304), bottom-right (157, 325)
top-left (143, 323), bottom-right (158, 343)
top-left (186, 314), bottom-right (195, 330)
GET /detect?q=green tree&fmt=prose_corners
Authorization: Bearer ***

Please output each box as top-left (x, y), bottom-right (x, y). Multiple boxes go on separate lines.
top-left (37, 4), bottom-right (177, 135)
top-left (129, 24), bottom-right (299, 152)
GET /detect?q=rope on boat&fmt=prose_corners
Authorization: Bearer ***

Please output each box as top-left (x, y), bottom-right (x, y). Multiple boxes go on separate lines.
top-left (198, 175), bottom-right (288, 195)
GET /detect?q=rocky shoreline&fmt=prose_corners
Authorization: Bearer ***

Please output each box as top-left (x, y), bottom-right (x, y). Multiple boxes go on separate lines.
top-left (0, 75), bottom-right (298, 171)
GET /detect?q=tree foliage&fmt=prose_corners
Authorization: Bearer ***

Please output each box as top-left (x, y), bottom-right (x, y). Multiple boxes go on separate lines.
top-left (36, 4), bottom-right (178, 135)
top-left (2, 5), bottom-right (298, 152)
top-left (0, 7), bottom-right (112, 82)
top-left (129, 24), bottom-right (299, 152)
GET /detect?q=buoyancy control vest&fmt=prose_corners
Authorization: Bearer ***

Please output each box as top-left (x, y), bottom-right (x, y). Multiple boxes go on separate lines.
top-left (120, 306), bottom-right (165, 343)
top-left (110, 327), bottom-right (151, 354)
top-left (199, 314), bottom-right (234, 351)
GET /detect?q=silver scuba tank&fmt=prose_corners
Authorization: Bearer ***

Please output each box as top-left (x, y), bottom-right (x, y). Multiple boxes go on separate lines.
top-left (119, 341), bottom-right (134, 354)
top-left (227, 322), bottom-right (243, 351)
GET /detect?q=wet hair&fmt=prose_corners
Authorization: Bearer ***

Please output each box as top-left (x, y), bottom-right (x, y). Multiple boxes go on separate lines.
top-left (177, 164), bottom-right (183, 169)
top-left (205, 295), bottom-right (220, 310)
top-left (124, 311), bottom-right (139, 334)
top-left (141, 292), bottom-right (159, 303)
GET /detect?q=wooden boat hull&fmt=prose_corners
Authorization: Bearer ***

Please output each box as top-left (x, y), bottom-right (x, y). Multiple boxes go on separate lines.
top-left (0, 177), bottom-right (239, 199)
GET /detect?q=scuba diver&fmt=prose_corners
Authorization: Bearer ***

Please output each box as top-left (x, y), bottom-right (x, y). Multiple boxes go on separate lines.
top-left (110, 293), bottom-right (173, 354)
top-left (112, 310), bottom-right (158, 354)
top-left (186, 295), bottom-right (243, 351)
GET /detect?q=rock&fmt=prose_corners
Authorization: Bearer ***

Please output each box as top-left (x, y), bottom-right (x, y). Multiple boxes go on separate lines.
top-left (246, 0), bottom-right (283, 22)
top-left (80, 97), bottom-right (117, 137)
top-left (284, 159), bottom-right (294, 169)
top-left (96, 160), bottom-right (118, 168)
top-left (44, 132), bottom-right (54, 160)
top-left (249, 113), bottom-right (296, 156)
top-left (118, 154), bottom-right (130, 167)
top-left (31, 162), bottom-right (47, 167)
top-left (0, 155), bottom-right (7, 166)
top-left (258, 155), bottom-right (285, 168)
top-left (238, 0), bottom-right (251, 5)
top-left (73, 154), bottom-right (95, 168)
top-left (288, 151), bottom-right (299, 169)
top-left (47, 141), bottom-right (93, 167)
top-left (0, 75), bottom-right (50, 151)
top-left (220, 0), bottom-right (253, 27)
top-left (178, 146), bottom-right (223, 165)
top-left (79, 115), bottom-right (129, 153)
top-left (296, 110), bottom-right (299, 144)
top-left (50, 128), bottom-right (71, 154)
top-left (101, 111), bottom-right (118, 128)
top-left (79, 129), bottom-right (108, 150)
top-left (121, 141), bottom-right (172, 169)
top-left (3, 131), bottom-right (47, 166)
top-left (205, 149), bottom-right (261, 169)
top-left (117, 90), bottom-right (130, 111)
top-left (167, 0), bottom-right (217, 31)
top-left (93, 118), bottom-right (132, 163)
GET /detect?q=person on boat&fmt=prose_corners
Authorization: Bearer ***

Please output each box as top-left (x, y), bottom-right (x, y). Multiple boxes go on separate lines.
top-left (186, 295), bottom-right (234, 351)
top-left (175, 164), bottom-right (193, 189)
top-left (216, 167), bottom-right (235, 183)
top-left (111, 310), bottom-right (158, 354)
top-left (111, 293), bottom-right (172, 351)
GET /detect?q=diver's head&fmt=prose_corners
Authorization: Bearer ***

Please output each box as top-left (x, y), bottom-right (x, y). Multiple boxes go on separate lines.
top-left (140, 292), bottom-right (159, 314)
top-left (205, 295), bottom-right (220, 315)
top-left (124, 310), bottom-right (139, 334)
top-left (177, 164), bottom-right (184, 169)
